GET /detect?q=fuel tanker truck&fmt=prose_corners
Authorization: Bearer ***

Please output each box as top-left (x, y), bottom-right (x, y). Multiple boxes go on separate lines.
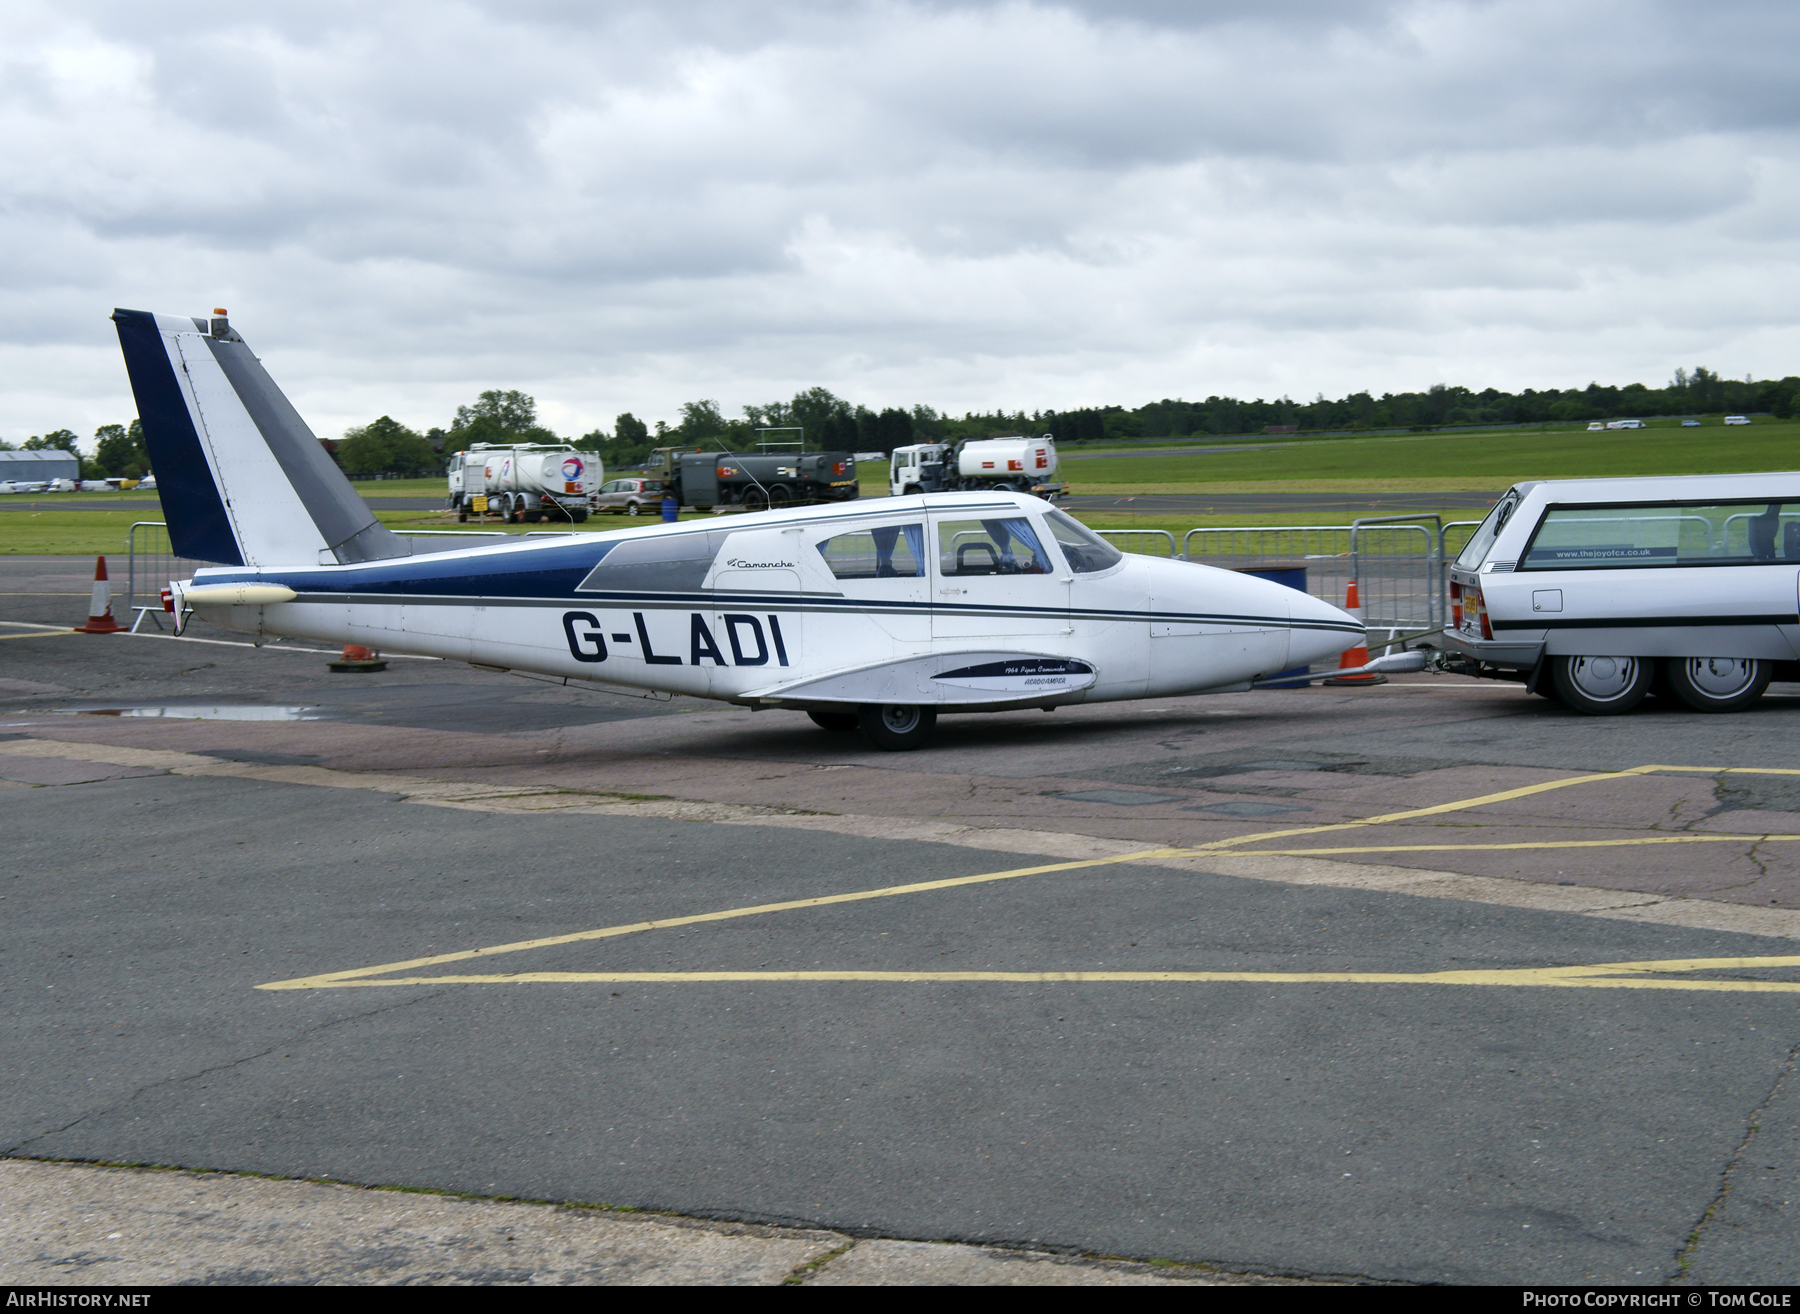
top-left (887, 435), bottom-right (1064, 500)
top-left (653, 447), bottom-right (860, 511)
top-left (448, 443), bottom-right (599, 523)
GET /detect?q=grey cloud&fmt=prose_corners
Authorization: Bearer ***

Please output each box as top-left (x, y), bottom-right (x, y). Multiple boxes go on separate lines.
top-left (1, 0), bottom-right (1798, 443)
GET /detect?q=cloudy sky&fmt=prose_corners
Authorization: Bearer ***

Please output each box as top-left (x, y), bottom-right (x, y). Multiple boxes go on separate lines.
top-left (4, 0), bottom-right (1797, 443)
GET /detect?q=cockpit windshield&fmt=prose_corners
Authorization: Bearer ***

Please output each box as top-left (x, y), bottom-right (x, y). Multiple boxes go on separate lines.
top-left (1043, 508), bottom-right (1124, 573)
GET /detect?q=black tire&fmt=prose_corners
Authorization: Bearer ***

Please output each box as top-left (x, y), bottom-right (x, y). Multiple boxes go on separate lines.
top-left (903, 484), bottom-right (923, 496)
top-left (1550, 654), bottom-right (1652, 715)
top-left (857, 704), bottom-right (937, 751)
top-left (457, 510), bottom-right (468, 523)
top-left (571, 509), bottom-right (588, 524)
top-left (807, 710), bottom-right (859, 732)
top-left (526, 509), bottom-right (544, 524)
top-left (743, 488), bottom-right (768, 511)
top-left (1664, 657), bottom-right (1770, 713)
top-left (626, 502), bottom-right (640, 516)
top-left (770, 485), bottom-right (793, 505)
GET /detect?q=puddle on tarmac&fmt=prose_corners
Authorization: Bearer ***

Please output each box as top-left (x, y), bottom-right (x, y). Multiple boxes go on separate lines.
top-left (61, 705), bottom-right (324, 722)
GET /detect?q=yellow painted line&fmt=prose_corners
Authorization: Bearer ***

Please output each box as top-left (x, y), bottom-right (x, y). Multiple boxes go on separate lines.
top-left (260, 955), bottom-right (1800, 993)
top-left (0, 630), bottom-right (80, 641)
top-left (258, 763), bottom-right (1800, 993)
top-left (256, 849), bottom-right (1193, 990)
top-left (1642, 765), bottom-right (1800, 776)
top-left (1236, 835), bottom-right (1800, 857)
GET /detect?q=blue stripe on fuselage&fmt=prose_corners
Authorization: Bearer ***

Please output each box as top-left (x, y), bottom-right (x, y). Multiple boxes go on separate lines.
top-left (197, 538), bottom-right (620, 597)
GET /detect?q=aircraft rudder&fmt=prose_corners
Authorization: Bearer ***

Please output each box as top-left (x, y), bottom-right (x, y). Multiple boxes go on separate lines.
top-left (111, 308), bottom-right (243, 566)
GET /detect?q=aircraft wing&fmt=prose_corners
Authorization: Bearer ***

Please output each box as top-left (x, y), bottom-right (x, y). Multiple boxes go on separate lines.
top-left (741, 651), bottom-right (1096, 706)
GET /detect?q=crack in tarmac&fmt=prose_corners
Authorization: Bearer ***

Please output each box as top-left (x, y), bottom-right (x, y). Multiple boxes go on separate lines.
top-left (3, 991), bottom-right (447, 1158)
top-left (1672, 1035), bottom-right (1800, 1282)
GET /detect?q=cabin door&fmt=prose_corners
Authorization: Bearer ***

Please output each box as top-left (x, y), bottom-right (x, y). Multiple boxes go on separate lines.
top-left (928, 512), bottom-right (1069, 643)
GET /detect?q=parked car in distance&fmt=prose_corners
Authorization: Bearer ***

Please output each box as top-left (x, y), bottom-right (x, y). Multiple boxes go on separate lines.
top-left (1586, 422), bottom-right (1605, 431)
top-left (1605, 419), bottom-right (1646, 430)
top-left (594, 477), bottom-right (665, 515)
top-left (1724, 415), bottom-right (1751, 426)
top-left (1682, 419), bottom-right (1702, 427)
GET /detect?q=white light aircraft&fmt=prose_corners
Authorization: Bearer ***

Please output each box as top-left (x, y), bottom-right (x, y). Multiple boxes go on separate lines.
top-left (114, 308), bottom-right (1380, 749)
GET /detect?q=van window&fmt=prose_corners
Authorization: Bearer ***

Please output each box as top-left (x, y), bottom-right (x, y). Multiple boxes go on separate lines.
top-left (1521, 502), bottom-right (1800, 570)
top-left (936, 518), bottom-right (1050, 576)
top-left (1455, 494), bottom-right (1518, 569)
top-left (817, 524), bottom-right (925, 579)
top-left (1043, 508), bottom-right (1124, 573)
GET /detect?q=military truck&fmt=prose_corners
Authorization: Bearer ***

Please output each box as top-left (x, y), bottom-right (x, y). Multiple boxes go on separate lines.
top-left (653, 446), bottom-right (859, 511)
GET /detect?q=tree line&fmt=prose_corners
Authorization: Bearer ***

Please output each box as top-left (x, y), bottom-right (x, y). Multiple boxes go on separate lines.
top-left (11, 366), bottom-right (1796, 479)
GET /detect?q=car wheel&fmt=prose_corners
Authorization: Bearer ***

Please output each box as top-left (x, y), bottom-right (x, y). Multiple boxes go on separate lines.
top-left (1664, 657), bottom-right (1769, 713)
top-left (807, 710), bottom-right (859, 732)
top-left (857, 703), bottom-right (937, 750)
top-left (1550, 655), bottom-right (1651, 715)
top-left (742, 488), bottom-right (768, 511)
top-left (627, 502), bottom-right (640, 516)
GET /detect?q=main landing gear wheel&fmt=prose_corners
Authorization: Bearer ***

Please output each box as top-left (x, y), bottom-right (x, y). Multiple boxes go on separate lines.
top-left (1550, 654), bottom-right (1651, 715)
top-left (807, 710), bottom-right (859, 732)
top-left (857, 704), bottom-right (937, 751)
top-left (1665, 657), bottom-right (1769, 712)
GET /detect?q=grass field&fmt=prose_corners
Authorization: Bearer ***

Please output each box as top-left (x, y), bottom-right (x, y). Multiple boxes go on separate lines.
top-left (1064, 418), bottom-right (1799, 491)
top-left (0, 503), bottom-right (1483, 557)
top-left (3, 417), bottom-right (1790, 556)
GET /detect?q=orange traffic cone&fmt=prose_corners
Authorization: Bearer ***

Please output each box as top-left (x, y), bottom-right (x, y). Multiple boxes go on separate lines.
top-left (329, 644), bottom-right (387, 672)
top-left (72, 555), bottom-right (124, 633)
top-left (1323, 581), bottom-right (1386, 686)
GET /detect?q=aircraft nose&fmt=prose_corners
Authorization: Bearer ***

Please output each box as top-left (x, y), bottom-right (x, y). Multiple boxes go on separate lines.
top-left (1289, 590), bottom-right (1362, 669)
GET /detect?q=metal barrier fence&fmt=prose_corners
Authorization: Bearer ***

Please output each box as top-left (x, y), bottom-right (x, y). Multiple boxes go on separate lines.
top-left (124, 522), bottom-right (204, 626)
top-left (1094, 528), bottom-right (1177, 558)
top-left (1158, 513), bottom-right (1496, 644)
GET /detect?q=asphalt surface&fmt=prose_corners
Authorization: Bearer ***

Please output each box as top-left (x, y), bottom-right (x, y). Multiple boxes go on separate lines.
top-left (4, 556), bottom-right (1798, 1285)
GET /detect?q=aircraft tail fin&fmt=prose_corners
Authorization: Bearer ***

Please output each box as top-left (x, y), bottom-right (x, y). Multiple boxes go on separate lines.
top-left (111, 308), bottom-right (408, 568)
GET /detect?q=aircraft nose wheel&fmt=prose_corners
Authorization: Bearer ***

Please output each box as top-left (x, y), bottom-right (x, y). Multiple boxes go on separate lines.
top-left (857, 703), bottom-right (937, 750)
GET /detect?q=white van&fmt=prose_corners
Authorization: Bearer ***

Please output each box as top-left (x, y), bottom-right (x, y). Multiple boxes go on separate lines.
top-left (1444, 472), bottom-right (1800, 714)
top-left (1725, 415), bottom-right (1751, 426)
top-left (1605, 419), bottom-right (1646, 430)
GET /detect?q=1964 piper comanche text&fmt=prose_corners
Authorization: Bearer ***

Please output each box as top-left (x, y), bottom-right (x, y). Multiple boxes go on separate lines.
top-left (114, 308), bottom-right (1377, 749)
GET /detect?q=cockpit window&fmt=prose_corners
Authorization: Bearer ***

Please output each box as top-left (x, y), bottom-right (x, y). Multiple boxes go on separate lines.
top-left (816, 524), bottom-right (925, 579)
top-left (1455, 494), bottom-right (1518, 570)
top-left (1043, 508), bottom-right (1124, 574)
top-left (936, 518), bottom-right (1050, 576)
